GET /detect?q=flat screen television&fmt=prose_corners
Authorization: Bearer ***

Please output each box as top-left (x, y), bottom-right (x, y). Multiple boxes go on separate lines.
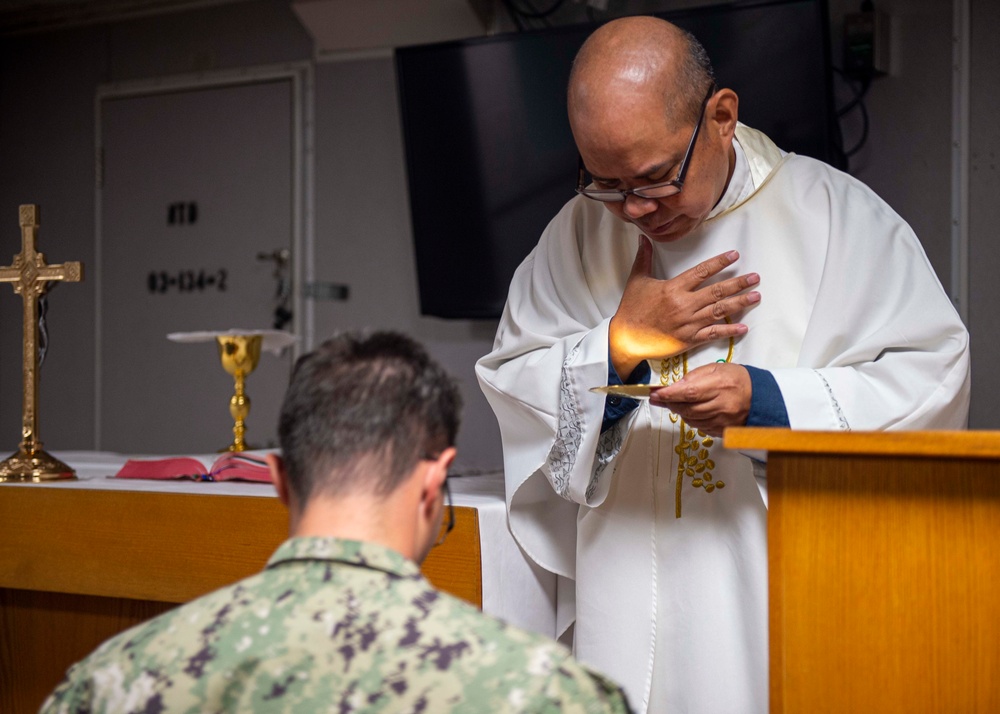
top-left (396, 0), bottom-right (835, 319)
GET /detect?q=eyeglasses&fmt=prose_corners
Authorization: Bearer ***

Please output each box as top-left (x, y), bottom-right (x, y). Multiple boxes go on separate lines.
top-left (423, 452), bottom-right (455, 547)
top-left (435, 477), bottom-right (455, 547)
top-left (576, 83), bottom-right (717, 203)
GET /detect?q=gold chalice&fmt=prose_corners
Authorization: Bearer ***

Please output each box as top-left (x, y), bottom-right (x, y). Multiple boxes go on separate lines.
top-left (216, 334), bottom-right (263, 452)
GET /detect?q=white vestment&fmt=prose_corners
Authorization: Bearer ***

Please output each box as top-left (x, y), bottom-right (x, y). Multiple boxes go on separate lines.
top-left (476, 125), bottom-right (971, 714)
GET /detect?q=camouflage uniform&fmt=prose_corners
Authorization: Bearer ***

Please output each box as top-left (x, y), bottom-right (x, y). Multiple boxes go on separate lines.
top-left (42, 537), bottom-right (632, 713)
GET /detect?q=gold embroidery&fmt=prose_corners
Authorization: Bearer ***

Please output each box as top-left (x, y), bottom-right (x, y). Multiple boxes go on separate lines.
top-left (656, 323), bottom-right (734, 518)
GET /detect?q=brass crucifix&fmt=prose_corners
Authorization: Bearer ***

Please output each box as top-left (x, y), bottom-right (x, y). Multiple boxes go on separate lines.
top-left (0, 205), bottom-right (83, 482)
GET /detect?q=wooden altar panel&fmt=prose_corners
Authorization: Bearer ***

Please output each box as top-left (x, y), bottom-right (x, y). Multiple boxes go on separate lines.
top-left (726, 428), bottom-right (1000, 714)
top-left (0, 588), bottom-right (176, 711)
top-left (0, 487), bottom-right (480, 714)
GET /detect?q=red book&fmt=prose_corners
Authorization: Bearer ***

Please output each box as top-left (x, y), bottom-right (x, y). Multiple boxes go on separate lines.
top-left (114, 451), bottom-right (273, 483)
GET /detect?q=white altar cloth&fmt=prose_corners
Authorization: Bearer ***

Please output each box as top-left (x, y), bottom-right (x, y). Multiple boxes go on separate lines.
top-left (14, 452), bottom-right (557, 638)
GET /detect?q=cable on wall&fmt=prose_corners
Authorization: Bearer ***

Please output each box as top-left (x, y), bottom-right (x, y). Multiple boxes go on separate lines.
top-left (830, 0), bottom-right (881, 173)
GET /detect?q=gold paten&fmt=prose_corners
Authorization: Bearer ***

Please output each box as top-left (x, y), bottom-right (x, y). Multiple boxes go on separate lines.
top-left (0, 205), bottom-right (83, 482)
top-left (589, 384), bottom-right (657, 399)
top-left (216, 334), bottom-right (263, 452)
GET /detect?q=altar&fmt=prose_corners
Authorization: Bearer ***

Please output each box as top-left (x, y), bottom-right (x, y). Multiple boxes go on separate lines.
top-left (0, 452), bottom-right (555, 713)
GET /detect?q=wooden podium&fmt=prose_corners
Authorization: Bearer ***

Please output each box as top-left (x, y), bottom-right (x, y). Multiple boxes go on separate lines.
top-left (725, 428), bottom-right (1000, 714)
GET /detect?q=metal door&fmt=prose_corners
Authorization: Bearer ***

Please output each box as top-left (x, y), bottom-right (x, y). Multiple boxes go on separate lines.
top-left (99, 78), bottom-right (294, 453)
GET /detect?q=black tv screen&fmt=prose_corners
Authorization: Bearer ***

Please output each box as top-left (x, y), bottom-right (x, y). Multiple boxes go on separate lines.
top-left (396, 0), bottom-right (834, 319)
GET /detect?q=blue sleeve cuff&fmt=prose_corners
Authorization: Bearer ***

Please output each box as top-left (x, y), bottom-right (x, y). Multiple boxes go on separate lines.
top-left (744, 365), bottom-right (790, 427)
top-left (602, 355), bottom-right (651, 432)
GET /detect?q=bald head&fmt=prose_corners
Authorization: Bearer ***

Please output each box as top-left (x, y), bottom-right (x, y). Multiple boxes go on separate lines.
top-left (568, 16), bottom-right (714, 134)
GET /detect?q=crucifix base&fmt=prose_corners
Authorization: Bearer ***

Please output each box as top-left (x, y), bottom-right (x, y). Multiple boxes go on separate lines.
top-left (0, 448), bottom-right (76, 483)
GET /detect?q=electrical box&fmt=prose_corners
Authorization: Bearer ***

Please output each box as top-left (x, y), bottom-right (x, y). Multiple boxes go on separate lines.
top-left (844, 10), bottom-right (890, 78)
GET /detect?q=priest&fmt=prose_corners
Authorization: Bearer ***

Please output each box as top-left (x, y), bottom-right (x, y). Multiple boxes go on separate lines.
top-left (476, 15), bottom-right (970, 714)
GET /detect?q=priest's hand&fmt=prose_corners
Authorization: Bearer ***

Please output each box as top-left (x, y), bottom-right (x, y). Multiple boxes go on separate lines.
top-left (649, 363), bottom-right (751, 437)
top-left (608, 236), bottom-right (760, 377)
